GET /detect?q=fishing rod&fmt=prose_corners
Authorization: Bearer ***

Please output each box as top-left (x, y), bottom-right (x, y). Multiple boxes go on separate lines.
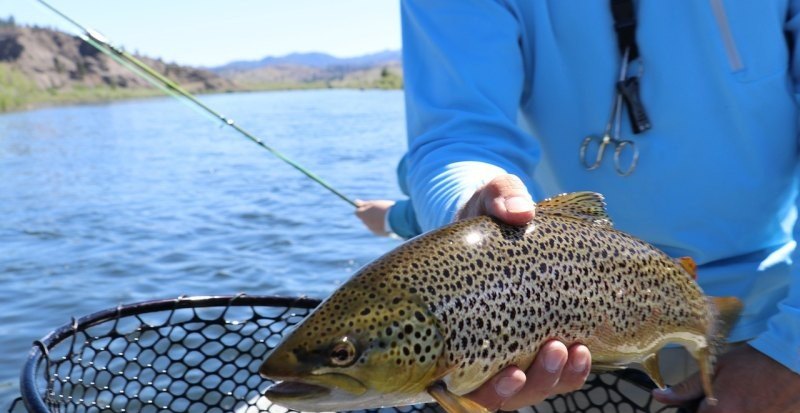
top-left (34, 0), bottom-right (358, 208)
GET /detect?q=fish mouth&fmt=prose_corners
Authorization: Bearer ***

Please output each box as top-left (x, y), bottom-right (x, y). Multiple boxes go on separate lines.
top-left (266, 380), bottom-right (331, 400)
top-left (265, 373), bottom-right (367, 401)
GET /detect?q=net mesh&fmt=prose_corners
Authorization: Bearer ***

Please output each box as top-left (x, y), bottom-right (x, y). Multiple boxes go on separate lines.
top-left (10, 295), bottom-right (688, 413)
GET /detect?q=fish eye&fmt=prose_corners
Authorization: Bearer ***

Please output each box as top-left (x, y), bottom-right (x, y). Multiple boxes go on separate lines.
top-left (329, 338), bottom-right (358, 367)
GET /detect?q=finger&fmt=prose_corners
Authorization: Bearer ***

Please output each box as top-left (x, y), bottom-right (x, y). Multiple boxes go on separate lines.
top-left (457, 174), bottom-right (534, 224)
top-left (482, 175), bottom-right (535, 225)
top-left (466, 366), bottom-right (526, 411)
top-left (652, 372), bottom-right (704, 406)
top-left (551, 344), bottom-right (591, 394)
top-left (502, 340), bottom-right (569, 411)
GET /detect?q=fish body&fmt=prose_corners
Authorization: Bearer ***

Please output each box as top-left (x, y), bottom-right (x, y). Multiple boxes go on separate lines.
top-left (259, 192), bottom-right (741, 412)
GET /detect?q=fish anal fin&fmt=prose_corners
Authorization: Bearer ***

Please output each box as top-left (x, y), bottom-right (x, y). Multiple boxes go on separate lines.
top-left (687, 297), bottom-right (742, 406)
top-left (536, 192), bottom-right (612, 226)
top-left (427, 382), bottom-right (489, 413)
top-left (676, 257), bottom-right (698, 280)
top-left (641, 353), bottom-right (665, 389)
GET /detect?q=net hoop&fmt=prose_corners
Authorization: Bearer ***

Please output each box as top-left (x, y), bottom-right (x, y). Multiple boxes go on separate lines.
top-left (14, 295), bottom-right (686, 413)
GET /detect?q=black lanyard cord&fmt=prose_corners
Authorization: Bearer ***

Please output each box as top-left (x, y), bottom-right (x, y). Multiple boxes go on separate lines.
top-left (610, 0), bottom-right (640, 62)
top-left (610, 0), bottom-right (651, 134)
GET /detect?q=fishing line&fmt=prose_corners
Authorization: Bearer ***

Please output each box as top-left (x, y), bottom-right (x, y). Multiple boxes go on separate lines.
top-left (34, 0), bottom-right (358, 208)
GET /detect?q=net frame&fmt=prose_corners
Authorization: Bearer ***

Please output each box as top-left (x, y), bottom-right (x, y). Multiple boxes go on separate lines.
top-left (11, 295), bottom-right (689, 413)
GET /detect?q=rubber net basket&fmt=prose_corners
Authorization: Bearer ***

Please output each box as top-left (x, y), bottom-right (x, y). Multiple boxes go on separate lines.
top-left (10, 295), bottom-right (688, 413)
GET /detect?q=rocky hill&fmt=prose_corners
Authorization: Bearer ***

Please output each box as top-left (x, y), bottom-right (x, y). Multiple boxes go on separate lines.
top-left (0, 22), bottom-right (403, 113)
top-left (0, 23), bottom-right (234, 112)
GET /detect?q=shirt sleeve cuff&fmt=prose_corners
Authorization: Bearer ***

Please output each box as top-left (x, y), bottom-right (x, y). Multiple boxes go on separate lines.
top-left (387, 199), bottom-right (423, 239)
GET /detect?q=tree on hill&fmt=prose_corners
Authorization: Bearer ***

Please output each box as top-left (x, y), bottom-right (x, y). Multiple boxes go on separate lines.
top-left (0, 16), bottom-right (16, 27)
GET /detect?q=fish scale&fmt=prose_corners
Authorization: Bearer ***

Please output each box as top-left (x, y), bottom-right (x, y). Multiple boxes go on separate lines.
top-left (259, 192), bottom-right (742, 413)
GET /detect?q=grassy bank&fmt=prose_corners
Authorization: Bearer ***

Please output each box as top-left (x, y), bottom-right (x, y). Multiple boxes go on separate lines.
top-left (0, 63), bottom-right (169, 113)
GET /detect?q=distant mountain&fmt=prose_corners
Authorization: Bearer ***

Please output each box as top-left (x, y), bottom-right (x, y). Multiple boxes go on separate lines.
top-left (210, 50), bottom-right (403, 91)
top-left (212, 50), bottom-right (402, 73)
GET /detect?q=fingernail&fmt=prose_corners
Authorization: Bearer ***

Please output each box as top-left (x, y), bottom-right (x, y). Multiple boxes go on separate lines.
top-left (495, 376), bottom-right (524, 398)
top-left (652, 388), bottom-right (673, 398)
top-left (570, 352), bottom-right (589, 373)
top-left (505, 196), bottom-right (533, 213)
top-left (544, 351), bottom-right (564, 373)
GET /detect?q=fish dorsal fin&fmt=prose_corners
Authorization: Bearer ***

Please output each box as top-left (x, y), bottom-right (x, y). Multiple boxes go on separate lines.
top-left (677, 256), bottom-right (698, 279)
top-left (536, 192), bottom-right (612, 226)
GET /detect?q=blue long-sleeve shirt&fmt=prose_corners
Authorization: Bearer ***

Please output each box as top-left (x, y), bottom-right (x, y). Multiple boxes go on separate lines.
top-left (400, 0), bottom-right (800, 373)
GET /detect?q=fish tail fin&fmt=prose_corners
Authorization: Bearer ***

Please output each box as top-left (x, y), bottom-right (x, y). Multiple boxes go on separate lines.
top-left (708, 296), bottom-right (743, 343)
top-left (691, 296), bottom-right (743, 404)
top-left (695, 346), bottom-right (718, 406)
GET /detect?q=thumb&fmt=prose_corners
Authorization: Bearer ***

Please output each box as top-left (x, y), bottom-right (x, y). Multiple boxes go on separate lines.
top-left (652, 372), bottom-right (705, 406)
top-left (466, 366), bottom-right (526, 411)
top-left (458, 174), bottom-right (535, 225)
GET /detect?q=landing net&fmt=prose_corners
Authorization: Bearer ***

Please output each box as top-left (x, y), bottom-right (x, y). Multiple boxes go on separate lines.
top-left (9, 295), bottom-right (687, 413)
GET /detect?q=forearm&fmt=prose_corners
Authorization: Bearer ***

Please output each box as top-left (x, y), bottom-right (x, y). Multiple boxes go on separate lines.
top-left (401, 0), bottom-right (539, 231)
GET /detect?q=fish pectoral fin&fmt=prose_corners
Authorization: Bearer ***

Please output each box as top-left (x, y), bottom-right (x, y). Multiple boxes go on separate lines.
top-left (536, 192), bottom-right (612, 226)
top-left (427, 382), bottom-right (489, 413)
top-left (641, 353), bottom-right (666, 389)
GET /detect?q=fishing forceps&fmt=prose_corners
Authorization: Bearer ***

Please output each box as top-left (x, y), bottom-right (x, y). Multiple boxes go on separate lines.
top-left (580, 48), bottom-right (640, 176)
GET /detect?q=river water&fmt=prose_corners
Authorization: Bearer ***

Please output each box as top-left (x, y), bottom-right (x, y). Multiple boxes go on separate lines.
top-left (0, 89), bottom-right (408, 407)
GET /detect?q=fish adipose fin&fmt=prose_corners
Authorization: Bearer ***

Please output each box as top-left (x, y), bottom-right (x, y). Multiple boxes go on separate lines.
top-left (676, 256), bottom-right (698, 280)
top-left (427, 382), bottom-right (489, 413)
top-left (536, 192), bottom-right (612, 226)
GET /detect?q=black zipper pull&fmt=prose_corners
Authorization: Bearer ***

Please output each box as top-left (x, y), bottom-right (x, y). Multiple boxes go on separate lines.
top-left (617, 76), bottom-right (651, 134)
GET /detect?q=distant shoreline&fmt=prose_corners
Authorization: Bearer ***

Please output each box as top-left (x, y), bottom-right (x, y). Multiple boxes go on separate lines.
top-left (0, 23), bottom-right (402, 114)
top-left (0, 83), bottom-right (403, 115)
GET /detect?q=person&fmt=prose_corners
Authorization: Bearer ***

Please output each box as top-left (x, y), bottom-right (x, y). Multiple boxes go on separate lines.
top-left (391, 1), bottom-right (800, 412)
top-left (354, 198), bottom-right (418, 238)
top-left (356, 155), bottom-right (423, 239)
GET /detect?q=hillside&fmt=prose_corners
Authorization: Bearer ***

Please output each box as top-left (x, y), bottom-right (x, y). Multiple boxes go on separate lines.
top-left (0, 24), bottom-right (234, 112)
top-left (0, 21), bottom-right (403, 113)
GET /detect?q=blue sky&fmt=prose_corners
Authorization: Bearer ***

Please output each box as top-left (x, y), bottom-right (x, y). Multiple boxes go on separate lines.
top-left (3, 0), bottom-right (402, 67)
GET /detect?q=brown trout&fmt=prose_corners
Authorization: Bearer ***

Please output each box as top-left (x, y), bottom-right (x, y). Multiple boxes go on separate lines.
top-left (259, 192), bottom-right (742, 412)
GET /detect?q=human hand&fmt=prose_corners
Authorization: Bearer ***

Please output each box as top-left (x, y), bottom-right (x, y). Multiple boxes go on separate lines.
top-left (355, 200), bottom-right (396, 236)
top-left (466, 340), bottom-right (592, 411)
top-left (652, 344), bottom-right (800, 412)
top-left (455, 174), bottom-right (535, 225)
